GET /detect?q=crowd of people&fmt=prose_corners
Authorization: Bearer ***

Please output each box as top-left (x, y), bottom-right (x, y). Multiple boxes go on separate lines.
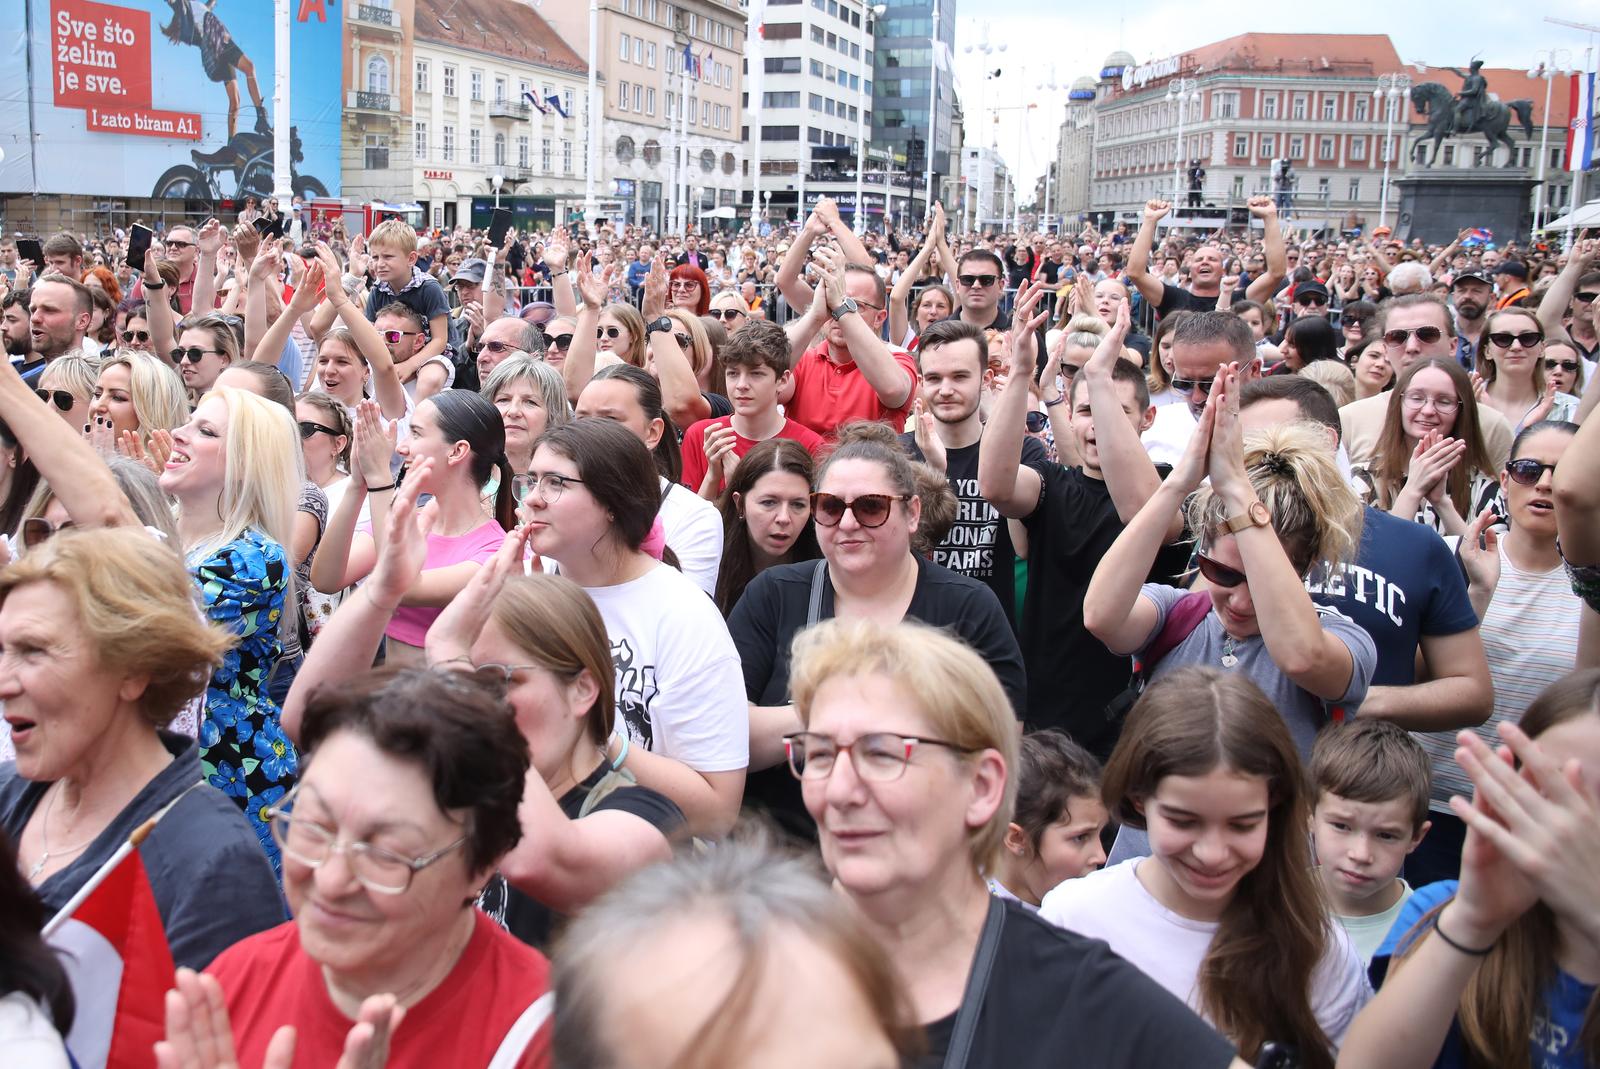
top-left (0, 193), bottom-right (1596, 1069)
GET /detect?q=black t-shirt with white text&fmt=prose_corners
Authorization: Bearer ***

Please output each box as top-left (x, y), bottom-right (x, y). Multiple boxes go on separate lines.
top-left (1154, 281), bottom-right (1241, 319)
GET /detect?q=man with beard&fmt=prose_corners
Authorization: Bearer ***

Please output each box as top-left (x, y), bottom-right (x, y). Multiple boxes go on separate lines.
top-left (1449, 268), bottom-right (1493, 369)
top-left (1126, 195), bottom-right (1288, 319)
top-left (1, 292), bottom-right (32, 367)
top-left (25, 275), bottom-right (91, 385)
top-left (899, 318), bottom-right (1045, 624)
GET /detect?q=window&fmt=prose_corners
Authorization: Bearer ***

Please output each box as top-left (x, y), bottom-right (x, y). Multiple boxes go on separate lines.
top-left (811, 25), bottom-right (825, 44)
top-left (443, 64), bottom-right (456, 97)
top-left (1261, 94), bottom-right (1277, 119)
top-left (469, 127), bottom-right (481, 163)
top-left (415, 60), bottom-right (430, 94)
top-left (442, 123), bottom-right (455, 161)
top-left (1260, 134), bottom-right (1275, 158)
top-left (1291, 94), bottom-right (1307, 120)
top-left (493, 132), bottom-right (505, 166)
top-left (646, 88), bottom-right (655, 114)
top-left (564, 90), bottom-right (573, 116)
top-left (635, 39), bottom-right (643, 64)
top-left (767, 56), bottom-right (801, 73)
top-left (541, 138), bottom-right (552, 171)
top-left (1288, 135), bottom-right (1304, 159)
top-left (1350, 136), bottom-right (1367, 160)
top-left (769, 91), bottom-right (802, 107)
top-left (619, 80), bottom-right (630, 110)
top-left (762, 125), bottom-right (800, 140)
top-left (494, 76), bottom-right (507, 103)
top-left (1354, 97), bottom-right (1369, 122)
top-left (633, 85), bottom-right (643, 111)
top-left (517, 135), bottom-right (529, 167)
top-left (1233, 133), bottom-right (1249, 157)
top-left (764, 22), bottom-right (801, 39)
top-left (621, 33), bottom-right (632, 61)
top-left (1321, 96), bottom-right (1337, 121)
top-left (807, 126), bottom-right (821, 142)
top-left (1318, 136), bottom-right (1335, 160)
top-left (810, 59), bottom-right (825, 76)
top-left (366, 55), bottom-right (390, 95)
top-left (1347, 178), bottom-right (1361, 201)
top-left (809, 92), bottom-right (823, 111)
top-left (364, 134), bottom-right (389, 170)
top-left (563, 140), bottom-right (573, 173)
top-left (470, 70), bottom-right (483, 101)
top-left (414, 122), bottom-right (428, 160)
top-left (648, 43), bottom-right (657, 68)
top-left (643, 139), bottom-right (661, 164)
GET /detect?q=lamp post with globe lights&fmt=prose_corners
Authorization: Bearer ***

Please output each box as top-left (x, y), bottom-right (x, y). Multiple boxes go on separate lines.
top-left (1527, 50), bottom-right (1574, 236)
top-left (1373, 72), bottom-right (1412, 232)
top-left (1165, 77), bottom-right (1201, 206)
top-left (855, 4), bottom-right (887, 234)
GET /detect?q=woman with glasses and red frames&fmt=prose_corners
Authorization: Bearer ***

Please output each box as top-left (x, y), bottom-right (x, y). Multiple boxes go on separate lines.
top-left (197, 663), bottom-right (555, 1068)
top-left (729, 422), bottom-right (1024, 841)
top-left (1084, 367), bottom-right (1374, 765)
top-left (784, 617), bottom-right (1246, 1068)
top-left (1352, 357), bottom-right (1499, 540)
top-left (665, 263), bottom-right (712, 317)
top-left (1474, 309), bottom-right (1580, 433)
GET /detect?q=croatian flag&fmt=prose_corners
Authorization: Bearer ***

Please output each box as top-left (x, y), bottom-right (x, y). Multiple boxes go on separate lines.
top-left (522, 89), bottom-right (550, 115)
top-left (1568, 71), bottom-right (1595, 173)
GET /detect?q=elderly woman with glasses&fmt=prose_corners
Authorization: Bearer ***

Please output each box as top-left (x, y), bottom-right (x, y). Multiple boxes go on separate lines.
top-left (1474, 309), bottom-right (1580, 434)
top-left (783, 617), bottom-right (1249, 1068)
top-left (729, 421), bottom-right (1025, 840)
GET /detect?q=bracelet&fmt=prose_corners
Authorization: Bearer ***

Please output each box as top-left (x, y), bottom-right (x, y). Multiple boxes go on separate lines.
top-left (1043, 395), bottom-right (1066, 408)
top-left (1433, 914), bottom-right (1495, 957)
top-left (548, 269), bottom-right (568, 277)
top-left (609, 730), bottom-right (631, 772)
top-left (365, 481), bottom-right (397, 493)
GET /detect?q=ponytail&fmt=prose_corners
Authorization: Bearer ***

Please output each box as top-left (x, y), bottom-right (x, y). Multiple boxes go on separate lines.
top-left (492, 453), bottom-right (517, 531)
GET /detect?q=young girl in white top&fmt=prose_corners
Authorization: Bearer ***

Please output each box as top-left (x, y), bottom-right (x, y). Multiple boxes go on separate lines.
top-left (1041, 666), bottom-right (1370, 1069)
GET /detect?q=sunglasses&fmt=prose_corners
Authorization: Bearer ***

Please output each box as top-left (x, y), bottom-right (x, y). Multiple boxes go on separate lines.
top-left (480, 340), bottom-right (522, 356)
top-left (1296, 295), bottom-right (1328, 307)
top-left (711, 308), bottom-right (746, 321)
top-left (1382, 326), bottom-right (1445, 348)
top-left (1505, 458), bottom-right (1558, 486)
top-left (809, 491), bottom-right (907, 528)
top-left (1169, 375), bottom-right (1216, 395)
top-left (121, 329), bottom-right (150, 344)
top-left (1487, 331), bottom-right (1544, 349)
top-left (1024, 411), bottom-right (1049, 433)
top-left (672, 333), bottom-right (693, 348)
top-left (957, 273), bottom-right (1000, 288)
top-left (297, 420), bottom-right (341, 441)
top-left (547, 333), bottom-right (574, 350)
top-left (171, 346), bottom-right (226, 364)
top-left (596, 326), bottom-right (624, 339)
top-left (1196, 551), bottom-right (1247, 589)
top-left (381, 329), bottom-right (419, 344)
top-left (1576, 291), bottom-right (1597, 303)
top-left (1544, 358), bottom-right (1581, 373)
top-left (21, 516), bottom-right (74, 550)
top-left (162, 240), bottom-right (194, 250)
top-left (34, 389), bottom-right (74, 412)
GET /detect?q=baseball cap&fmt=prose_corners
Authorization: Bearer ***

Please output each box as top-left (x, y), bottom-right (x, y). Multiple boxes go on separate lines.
top-left (1293, 281), bottom-right (1330, 304)
top-left (1492, 260), bottom-right (1528, 280)
top-left (1452, 269), bottom-right (1492, 287)
top-left (451, 258), bottom-right (488, 284)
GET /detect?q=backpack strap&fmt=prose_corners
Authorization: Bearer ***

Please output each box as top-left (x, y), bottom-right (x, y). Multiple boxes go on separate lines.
top-left (486, 991), bottom-right (555, 1069)
top-left (805, 558), bottom-right (829, 628)
top-left (940, 896), bottom-right (1007, 1069)
top-left (1133, 590), bottom-right (1212, 676)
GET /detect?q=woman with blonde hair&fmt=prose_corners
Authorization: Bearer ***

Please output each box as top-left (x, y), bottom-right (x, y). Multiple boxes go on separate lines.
top-left (90, 349), bottom-right (189, 457)
top-left (159, 385), bottom-right (303, 866)
top-left (654, 306), bottom-right (731, 429)
top-left (1475, 308), bottom-right (1581, 432)
top-left (480, 355), bottom-right (571, 476)
top-left (561, 260), bottom-right (651, 402)
top-left (785, 617), bottom-right (1247, 1067)
top-left (34, 354), bottom-right (97, 431)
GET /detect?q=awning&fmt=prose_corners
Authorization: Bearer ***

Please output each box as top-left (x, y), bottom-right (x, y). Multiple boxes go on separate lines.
top-left (1540, 198), bottom-right (1600, 231)
top-left (373, 201), bottom-right (424, 213)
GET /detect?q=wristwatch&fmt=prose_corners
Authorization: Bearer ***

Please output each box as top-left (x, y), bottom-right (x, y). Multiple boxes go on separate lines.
top-left (143, 277), bottom-right (166, 289)
top-left (645, 316), bottom-right (673, 335)
top-left (830, 297), bottom-right (859, 321)
top-left (1222, 500), bottom-right (1272, 534)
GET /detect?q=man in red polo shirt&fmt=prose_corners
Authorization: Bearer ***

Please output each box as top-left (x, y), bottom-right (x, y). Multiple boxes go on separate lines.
top-left (780, 247), bottom-right (917, 437)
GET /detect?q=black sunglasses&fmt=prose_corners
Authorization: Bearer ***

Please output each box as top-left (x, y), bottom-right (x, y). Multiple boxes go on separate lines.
top-left (1382, 326), bottom-right (1445, 348)
top-left (34, 389), bottom-right (74, 412)
top-left (1544, 358), bottom-right (1581, 373)
top-left (1575, 291), bottom-right (1597, 303)
top-left (297, 420), bottom-right (341, 441)
top-left (1505, 458), bottom-right (1558, 486)
top-left (1196, 552), bottom-right (1247, 589)
top-left (711, 308), bottom-right (746, 321)
top-left (1169, 375), bottom-right (1216, 396)
top-left (121, 329), bottom-right (150, 344)
top-left (957, 273), bottom-right (1000, 288)
top-left (1296, 294), bottom-right (1328, 307)
top-left (1487, 331), bottom-right (1544, 349)
top-left (672, 333), bottom-right (693, 348)
top-left (1024, 411), bottom-right (1049, 433)
top-left (809, 491), bottom-right (907, 528)
top-left (547, 333), bottom-right (574, 350)
top-left (171, 346), bottom-right (226, 364)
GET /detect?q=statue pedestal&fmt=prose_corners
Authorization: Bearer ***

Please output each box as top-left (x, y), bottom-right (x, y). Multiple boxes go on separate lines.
top-left (1395, 170), bottom-right (1535, 246)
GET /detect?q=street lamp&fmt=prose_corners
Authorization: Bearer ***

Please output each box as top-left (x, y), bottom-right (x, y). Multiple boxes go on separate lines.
top-left (1528, 50), bottom-right (1575, 236)
top-left (1165, 77), bottom-right (1201, 207)
top-left (1037, 67), bottom-right (1062, 231)
top-left (855, 4), bottom-right (887, 235)
top-left (491, 173), bottom-right (504, 210)
top-left (1373, 72), bottom-right (1412, 232)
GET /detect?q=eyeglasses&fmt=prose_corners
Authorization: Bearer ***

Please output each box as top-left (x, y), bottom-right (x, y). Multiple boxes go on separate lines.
top-left (297, 420), bottom-right (340, 441)
top-left (596, 326), bottom-right (624, 340)
top-left (1487, 331), bottom-right (1544, 349)
top-left (1575, 291), bottom-right (1597, 303)
top-left (469, 662), bottom-right (548, 692)
top-left (1401, 391), bottom-right (1461, 413)
top-left (1024, 411), bottom-right (1049, 433)
top-left (956, 273), bottom-right (1000, 288)
top-left (1544, 358), bottom-right (1581, 373)
top-left (1505, 458), bottom-right (1559, 486)
top-left (162, 240), bottom-right (194, 250)
top-left (711, 308), bottom-right (746, 321)
top-left (381, 329), bottom-right (418, 344)
top-left (20, 516), bottom-right (74, 550)
top-left (1296, 295), bottom-right (1328, 307)
top-left (547, 333), bottom-right (574, 350)
top-left (783, 731), bottom-right (977, 783)
top-left (512, 471), bottom-right (585, 503)
top-left (668, 281), bottom-right (701, 292)
top-left (672, 333), bottom-right (693, 348)
top-left (480, 340), bottom-right (523, 356)
top-left (171, 346), bottom-right (226, 364)
top-left (809, 491), bottom-right (907, 528)
top-left (34, 389), bottom-right (74, 412)
top-left (1382, 326), bottom-right (1445, 348)
top-left (1170, 375), bottom-right (1216, 396)
top-left (121, 329), bottom-right (150, 344)
top-left (1196, 551), bottom-right (1247, 589)
top-left (266, 787), bottom-right (468, 896)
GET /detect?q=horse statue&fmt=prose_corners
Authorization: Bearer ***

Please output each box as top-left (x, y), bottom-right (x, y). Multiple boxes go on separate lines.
top-left (1410, 82), bottom-right (1535, 168)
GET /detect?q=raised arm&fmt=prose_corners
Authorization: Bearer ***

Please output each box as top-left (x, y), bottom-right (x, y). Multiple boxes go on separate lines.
top-left (560, 259), bottom-right (609, 402)
top-left (143, 260), bottom-right (181, 366)
top-left (251, 256), bottom-right (319, 366)
top-left (1086, 302), bottom-right (1169, 524)
top-left (1429, 229), bottom-right (1471, 277)
top-left (314, 244), bottom-right (407, 420)
top-left (242, 243), bottom-right (281, 363)
top-left (890, 203), bottom-right (945, 344)
top-left (1555, 373), bottom-right (1600, 564)
top-left (775, 213), bottom-right (823, 309)
top-left (1123, 200), bottom-right (1171, 306)
top-left (812, 196), bottom-right (872, 271)
top-left (542, 230), bottom-right (579, 319)
top-left (649, 320), bottom-right (711, 428)
top-left (813, 245), bottom-right (911, 410)
top-left (191, 217), bottom-right (223, 314)
top-left (0, 361), bottom-right (136, 529)
top-left (978, 281), bottom-right (1050, 518)
top-left (1243, 197), bottom-right (1286, 303)
top-left (1537, 239), bottom-right (1597, 346)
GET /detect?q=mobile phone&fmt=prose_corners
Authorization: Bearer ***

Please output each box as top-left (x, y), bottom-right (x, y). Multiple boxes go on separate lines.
top-left (254, 215), bottom-right (285, 240)
top-left (126, 225), bottom-right (153, 275)
top-left (488, 207), bottom-right (514, 249)
top-left (16, 239), bottom-right (44, 270)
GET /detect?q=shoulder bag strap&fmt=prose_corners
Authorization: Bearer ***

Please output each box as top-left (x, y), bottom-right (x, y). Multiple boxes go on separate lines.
top-left (486, 991), bottom-right (556, 1069)
top-left (805, 559), bottom-right (829, 628)
top-left (941, 897), bottom-right (1007, 1069)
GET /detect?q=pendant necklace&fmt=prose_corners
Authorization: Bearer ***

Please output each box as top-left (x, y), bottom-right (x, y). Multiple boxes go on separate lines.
top-left (28, 782), bottom-right (96, 881)
top-left (1221, 634), bottom-right (1240, 669)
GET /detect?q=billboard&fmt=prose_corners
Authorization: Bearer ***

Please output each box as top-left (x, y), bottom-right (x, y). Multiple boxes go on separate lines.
top-left (0, 0), bottom-right (341, 200)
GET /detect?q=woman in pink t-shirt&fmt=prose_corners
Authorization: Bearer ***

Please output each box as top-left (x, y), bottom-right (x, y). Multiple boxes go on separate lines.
top-left (310, 391), bottom-right (513, 665)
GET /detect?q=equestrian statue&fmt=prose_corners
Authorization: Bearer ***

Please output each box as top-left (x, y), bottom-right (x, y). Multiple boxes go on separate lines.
top-left (1410, 60), bottom-right (1535, 168)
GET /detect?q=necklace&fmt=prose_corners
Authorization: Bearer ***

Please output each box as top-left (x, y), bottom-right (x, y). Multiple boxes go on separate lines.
top-left (1221, 634), bottom-right (1240, 669)
top-left (28, 782), bottom-right (98, 881)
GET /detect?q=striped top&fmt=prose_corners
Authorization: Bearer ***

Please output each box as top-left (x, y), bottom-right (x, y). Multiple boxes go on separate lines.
top-left (1417, 540), bottom-right (1582, 810)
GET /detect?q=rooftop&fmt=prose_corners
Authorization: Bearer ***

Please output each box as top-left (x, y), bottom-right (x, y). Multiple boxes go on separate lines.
top-left (414, 0), bottom-right (588, 75)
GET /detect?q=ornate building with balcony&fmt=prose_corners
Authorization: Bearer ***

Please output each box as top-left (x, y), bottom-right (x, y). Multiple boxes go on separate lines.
top-left (342, 0), bottom-right (415, 204)
top-left (412, 0), bottom-right (590, 230)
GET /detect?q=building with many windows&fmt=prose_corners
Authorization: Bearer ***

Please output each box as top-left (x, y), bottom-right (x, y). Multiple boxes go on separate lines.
top-left (541, 0), bottom-right (746, 231)
top-left (411, 0), bottom-right (590, 230)
top-left (869, 0), bottom-right (956, 224)
top-left (342, 0), bottom-right (415, 204)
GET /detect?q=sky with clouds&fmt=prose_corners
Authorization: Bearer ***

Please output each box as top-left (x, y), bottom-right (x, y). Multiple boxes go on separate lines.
top-left (949, 3), bottom-right (1599, 192)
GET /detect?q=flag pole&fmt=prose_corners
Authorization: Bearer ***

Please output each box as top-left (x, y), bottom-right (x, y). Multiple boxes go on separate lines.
top-left (41, 783), bottom-right (200, 938)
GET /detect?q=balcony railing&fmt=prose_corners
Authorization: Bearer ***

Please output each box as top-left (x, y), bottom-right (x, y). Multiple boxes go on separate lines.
top-left (492, 165), bottom-right (534, 183)
top-left (489, 100), bottom-right (531, 121)
top-left (348, 90), bottom-right (399, 113)
top-left (353, 4), bottom-right (400, 30)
